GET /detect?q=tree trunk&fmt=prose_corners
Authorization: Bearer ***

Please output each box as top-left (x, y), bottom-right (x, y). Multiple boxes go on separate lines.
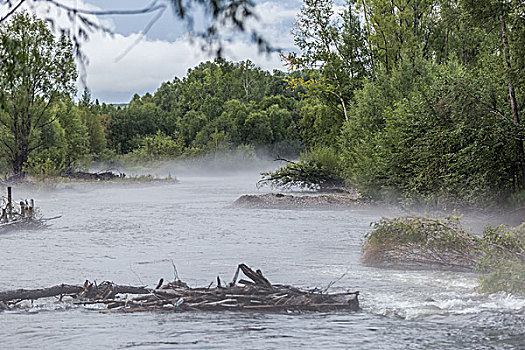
top-left (500, 15), bottom-right (525, 187)
top-left (13, 140), bottom-right (28, 176)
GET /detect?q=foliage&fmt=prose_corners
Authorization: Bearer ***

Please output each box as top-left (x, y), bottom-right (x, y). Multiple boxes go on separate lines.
top-left (287, 0), bottom-right (369, 124)
top-left (1, 0), bottom-right (524, 209)
top-left (362, 215), bottom-right (482, 270)
top-left (478, 224), bottom-right (525, 293)
top-left (363, 216), bottom-right (525, 293)
top-left (0, 12), bottom-right (77, 175)
top-left (102, 59), bottom-right (303, 161)
top-left (24, 157), bottom-right (63, 182)
top-left (129, 131), bottom-right (184, 162)
top-left (78, 101), bottom-right (106, 156)
top-left (340, 56), bottom-right (521, 206)
top-left (259, 146), bottom-right (344, 191)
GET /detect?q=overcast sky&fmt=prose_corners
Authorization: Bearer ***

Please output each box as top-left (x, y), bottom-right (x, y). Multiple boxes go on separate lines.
top-left (13, 0), bottom-right (303, 103)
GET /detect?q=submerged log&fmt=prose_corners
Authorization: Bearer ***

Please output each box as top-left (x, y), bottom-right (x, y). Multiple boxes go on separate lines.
top-left (0, 219), bottom-right (45, 234)
top-left (0, 264), bottom-right (360, 313)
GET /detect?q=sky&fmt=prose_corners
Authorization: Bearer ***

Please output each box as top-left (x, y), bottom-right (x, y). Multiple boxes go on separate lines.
top-left (7, 0), bottom-right (304, 103)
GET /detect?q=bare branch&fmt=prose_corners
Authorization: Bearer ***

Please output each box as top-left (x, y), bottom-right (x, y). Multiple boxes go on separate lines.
top-left (0, 0), bottom-right (25, 24)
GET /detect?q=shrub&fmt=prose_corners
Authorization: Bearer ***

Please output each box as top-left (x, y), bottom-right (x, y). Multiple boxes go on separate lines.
top-left (362, 216), bottom-right (525, 294)
top-left (258, 146), bottom-right (345, 191)
top-left (362, 216), bottom-right (481, 271)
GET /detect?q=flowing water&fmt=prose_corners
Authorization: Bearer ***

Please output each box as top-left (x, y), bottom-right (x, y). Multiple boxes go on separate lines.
top-left (1, 170), bottom-right (524, 349)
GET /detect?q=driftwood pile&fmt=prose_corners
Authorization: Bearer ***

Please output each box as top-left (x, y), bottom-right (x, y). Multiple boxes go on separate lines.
top-left (0, 264), bottom-right (359, 313)
top-left (0, 187), bottom-right (47, 234)
top-left (63, 170), bottom-right (124, 181)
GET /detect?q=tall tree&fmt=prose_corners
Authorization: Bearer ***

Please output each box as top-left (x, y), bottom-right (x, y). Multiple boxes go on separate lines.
top-left (462, 0), bottom-right (525, 186)
top-left (288, 0), bottom-right (369, 122)
top-left (358, 0), bottom-right (439, 71)
top-left (0, 12), bottom-right (77, 175)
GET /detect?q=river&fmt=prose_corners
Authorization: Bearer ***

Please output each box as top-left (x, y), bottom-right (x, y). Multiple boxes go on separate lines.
top-left (1, 170), bottom-right (524, 349)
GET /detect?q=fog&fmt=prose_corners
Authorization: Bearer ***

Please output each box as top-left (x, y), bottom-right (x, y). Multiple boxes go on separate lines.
top-left (0, 164), bottom-right (524, 349)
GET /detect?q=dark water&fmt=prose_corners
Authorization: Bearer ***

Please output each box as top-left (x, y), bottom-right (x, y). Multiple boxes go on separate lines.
top-left (1, 173), bottom-right (524, 349)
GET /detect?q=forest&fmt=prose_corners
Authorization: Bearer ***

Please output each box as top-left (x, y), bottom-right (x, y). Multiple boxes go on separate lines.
top-left (1, 0), bottom-right (524, 208)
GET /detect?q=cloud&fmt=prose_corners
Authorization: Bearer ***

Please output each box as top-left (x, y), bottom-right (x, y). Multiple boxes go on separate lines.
top-left (82, 33), bottom-right (208, 98)
top-left (82, 32), bottom-right (289, 103)
top-left (248, 1), bottom-right (299, 49)
top-left (82, 1), bottom-right (300, 103)
top-left (1, 0), bottom-right (301, 103)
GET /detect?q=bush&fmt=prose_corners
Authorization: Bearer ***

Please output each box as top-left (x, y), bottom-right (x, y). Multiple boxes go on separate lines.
top-left (258, 146), bottom-right (345, 191)
top-left (362, 216), bottom-right (481, 270)
top-left (478, 225), bottom-right (525, 293)
top-left (341, 62), bottom-right (518, 206)
top-left (24, 158), bottom-right (62, 182)
top-left (362, 216), bottom-right (525, 294)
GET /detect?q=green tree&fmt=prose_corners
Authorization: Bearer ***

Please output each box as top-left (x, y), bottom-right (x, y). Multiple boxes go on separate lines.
top-left (288, 0), bottom-right (369, 122)
top-left (131, 131), bottom-right (184, 160)
top-left (80, 107), bottom-right (106, 155)
top-left (107, 98), bottom-right (162, 153)
top-left (347, 63), bottom-right (518, 205)
top-left (244, 111), bottom-right (273, 145)
top-left (0, 13), bottom-right (77, 175)
top-left (359, 0), bottom-right (438, 71)
top-left (462, 0), bottom-right (525, 186)
top-left (27, 99), bottom-right (89, 175)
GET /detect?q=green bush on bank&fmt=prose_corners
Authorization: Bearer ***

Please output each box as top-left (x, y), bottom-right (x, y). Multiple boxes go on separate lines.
top-left (478, 225), bottom-right (525, 293)
top-left (362, 215), bottom-right (482, 271)
top-left (362, 216), bottom-right (525, 294)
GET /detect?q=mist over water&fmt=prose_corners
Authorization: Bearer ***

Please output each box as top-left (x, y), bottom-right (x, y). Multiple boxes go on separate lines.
top-left (1, 167), bottom-right (524, 349)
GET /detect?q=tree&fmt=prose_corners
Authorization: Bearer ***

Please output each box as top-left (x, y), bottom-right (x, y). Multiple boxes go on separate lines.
top-left (358, 0), bottom-right (439, 71)
top-left (107, 100), bottom-right (162, 154)
top-left (244, 111), bottom-right (273, 145)
top-left (0, 12), bottom-right (77, 175)
top-left (288, 0), bottom-right (369, 122)
top-left (462, 0), bottom-right (525, 186)
top-left (79, 107), bottom-right (106, 156)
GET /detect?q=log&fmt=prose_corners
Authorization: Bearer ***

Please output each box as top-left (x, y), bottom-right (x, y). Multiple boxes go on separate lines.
top-left (64, 171), bottom-right (123, 181)
top-left (242, 302), bottom-right (359, 311)
top-left (0, 283), bottom-right (149, 303)
top-left (235, 264), bottom-right (272, 288)
top-left (0, 284), bottom-right (84, 302)
top-left (113, 285), bottom-right (150, 295)
top-left (99, 307), bottom-right (153, 313)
